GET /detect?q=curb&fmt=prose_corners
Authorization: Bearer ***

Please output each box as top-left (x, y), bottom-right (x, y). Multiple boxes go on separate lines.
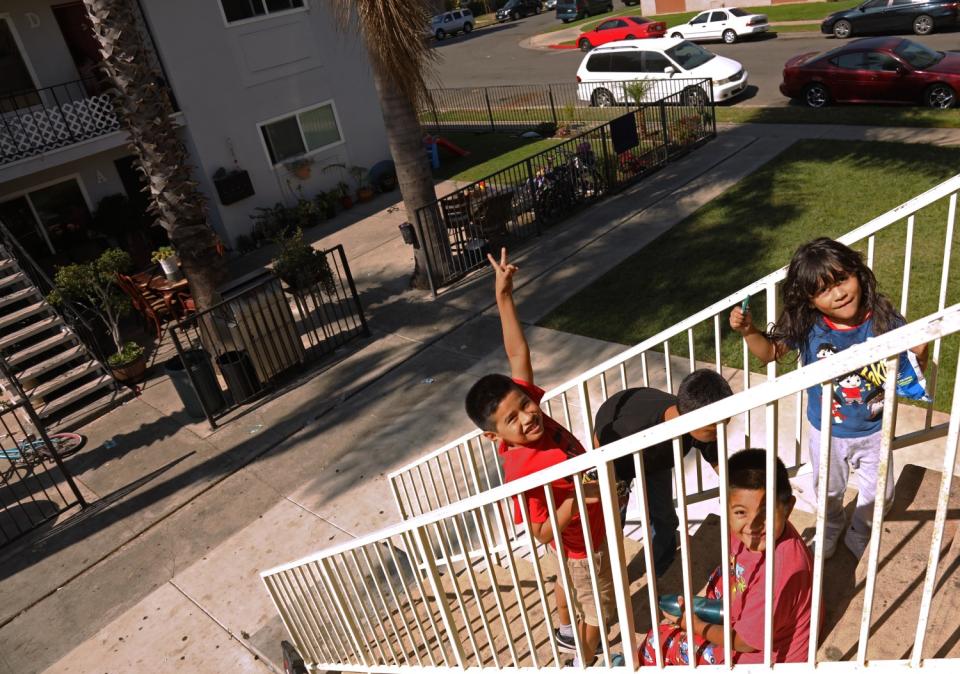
top-left (549, 43), bottom-right (578, 49)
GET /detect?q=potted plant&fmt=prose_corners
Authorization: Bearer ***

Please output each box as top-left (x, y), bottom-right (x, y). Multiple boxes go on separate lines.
top-left (350, 166), bottom-right (375, 203)
top-left (285, 157), bottom-right (314, 180)
top-left (151, 245), bottom-right (182, 281)
top-left (271, 228), bottom-right (336, 294)
top-left (314, 190), bottom-right (337, 220)
top-left (47, 248), bottom-right (148, 384)
top-left (624, 80), bottom-right (652, 136)
top-left (337, 181), bottom-right (353, 210)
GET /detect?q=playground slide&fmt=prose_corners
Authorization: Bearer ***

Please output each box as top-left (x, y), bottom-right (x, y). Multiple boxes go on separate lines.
top-left (434, 136), bottom-right (469, 157)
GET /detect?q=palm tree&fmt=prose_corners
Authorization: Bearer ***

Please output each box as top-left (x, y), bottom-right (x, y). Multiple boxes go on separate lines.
top-left (328, 2), bottom-right (444, 289)
top-left (82, 0), bottom-right (227, 310)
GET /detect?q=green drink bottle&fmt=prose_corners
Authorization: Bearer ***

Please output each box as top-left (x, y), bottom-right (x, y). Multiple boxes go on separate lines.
top-left (658, 594), bottom-right (724, 625)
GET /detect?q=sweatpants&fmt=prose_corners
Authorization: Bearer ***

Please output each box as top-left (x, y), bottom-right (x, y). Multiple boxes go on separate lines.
top-left (808, 426), bottom-right (894, 545)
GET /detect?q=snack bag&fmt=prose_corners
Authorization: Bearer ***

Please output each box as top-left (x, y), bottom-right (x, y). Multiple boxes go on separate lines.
top-left (896, 350), bottom-right (930, 402)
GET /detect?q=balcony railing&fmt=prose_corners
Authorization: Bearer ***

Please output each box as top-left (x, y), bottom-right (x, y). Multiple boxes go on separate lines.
top-left (0, 77), bottom-right (121, 166)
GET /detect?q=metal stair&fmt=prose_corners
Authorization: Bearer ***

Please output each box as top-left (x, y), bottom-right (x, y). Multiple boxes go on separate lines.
top-left (0, 244), bottom-right (127, 431)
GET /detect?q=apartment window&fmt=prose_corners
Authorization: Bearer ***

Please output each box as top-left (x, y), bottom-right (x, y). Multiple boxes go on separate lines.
top-left (221, 0), bottom-right (305, 23)
top-left (259, 102), bottom-right (342, 164)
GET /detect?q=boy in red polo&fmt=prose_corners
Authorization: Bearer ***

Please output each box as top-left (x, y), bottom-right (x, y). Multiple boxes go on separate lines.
top-left (465, 249), bottom-right (614, 665)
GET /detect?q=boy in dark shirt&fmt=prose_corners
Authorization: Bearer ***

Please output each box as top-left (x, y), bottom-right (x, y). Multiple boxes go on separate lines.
top-left (593, 370), bottom-right (733, 577)
top-left (465, 249), bottom-right (613, 665)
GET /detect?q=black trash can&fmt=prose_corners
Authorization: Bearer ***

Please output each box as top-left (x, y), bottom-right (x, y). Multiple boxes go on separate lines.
top-left (215, 350), bottom-right (261, 404)
top-left (164, 349), bottom-right (226, 419)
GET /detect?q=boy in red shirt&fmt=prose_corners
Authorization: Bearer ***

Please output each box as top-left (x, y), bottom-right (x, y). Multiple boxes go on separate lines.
top-left (640, 448), bottom-right (814, 665)
top-left (465, 249), bottom-right (614, 666)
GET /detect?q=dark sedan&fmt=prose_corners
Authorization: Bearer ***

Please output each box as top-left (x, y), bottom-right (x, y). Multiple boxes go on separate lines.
top-left (821, 0), bottom-right (959, 39)
top-left (780, 37), bottom-right (959, 108)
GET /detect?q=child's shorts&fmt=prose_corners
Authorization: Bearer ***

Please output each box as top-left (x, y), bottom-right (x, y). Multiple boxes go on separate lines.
top-left (543, 547), bottom-right (616, 627)
top-left (640, 566), bottom-right (724, 666)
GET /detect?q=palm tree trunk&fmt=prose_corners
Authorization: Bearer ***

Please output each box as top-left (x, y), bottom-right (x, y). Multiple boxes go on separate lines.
top-left (369, 71), bottom-right (448, 290)
top-left (83, 0), bottom-right (227, 311)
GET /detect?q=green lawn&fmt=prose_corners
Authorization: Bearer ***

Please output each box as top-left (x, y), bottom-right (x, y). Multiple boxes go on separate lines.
top-left (431, 131), bottom-right (564, 183)
top-left (543, 0), bottom-right (859, 33)
top-left (539, 140), bottom-right (960, 410)
top-left (716, 106), bottom-right (960, 128)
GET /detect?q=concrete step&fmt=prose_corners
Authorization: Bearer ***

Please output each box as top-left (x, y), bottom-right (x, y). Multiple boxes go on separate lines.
top-left (16, 344), bottom-right (87, 386)
top-left (0, 271), bottom-right (27, 291)
top-left (6, 329), bottom-right (74, 368)
top-left (0, 301), bottom-right (52, 332)
top-left (28, 360), bottom-right (103, 402)
top-left (0, 258), bottom-right (16, 273)
top-left (36, 373), bottom-right (116, 420)
top-left (0, 285), bottom-right (41, 311)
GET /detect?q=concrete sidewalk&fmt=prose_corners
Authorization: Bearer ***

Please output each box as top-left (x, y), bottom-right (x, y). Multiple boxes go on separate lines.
top-left (0, 123), bottom-right (957, 674)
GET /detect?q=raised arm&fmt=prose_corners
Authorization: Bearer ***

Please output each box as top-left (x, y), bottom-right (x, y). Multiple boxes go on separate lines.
top-left (489, 248), bottom-right (533, 384)
top-left (729, 306), bottom-right (786, 364)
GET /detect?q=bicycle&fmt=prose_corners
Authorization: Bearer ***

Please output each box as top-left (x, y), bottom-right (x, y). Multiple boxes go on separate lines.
top-left (0, 432), bottom-right (85, 470)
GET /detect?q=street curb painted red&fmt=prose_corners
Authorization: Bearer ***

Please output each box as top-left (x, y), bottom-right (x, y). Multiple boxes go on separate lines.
top-left (548, 43), bottom-right (578, 49)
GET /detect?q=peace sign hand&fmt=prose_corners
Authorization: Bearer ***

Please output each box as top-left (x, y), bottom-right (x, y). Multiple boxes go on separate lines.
top-left (487, 248), bottom-right (519, 299)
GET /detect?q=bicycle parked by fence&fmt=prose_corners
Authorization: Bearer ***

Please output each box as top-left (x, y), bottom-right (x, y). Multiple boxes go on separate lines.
top-left (1, 432), bottom-right (85, 476)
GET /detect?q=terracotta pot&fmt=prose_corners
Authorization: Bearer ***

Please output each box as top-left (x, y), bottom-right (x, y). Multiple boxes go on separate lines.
top-left (340, 195), bottom-right (354, 209)
top-left (293, 166), bottom-right (311, 180)
top-left (111, 354), bottom-right (148, 385)
top-left (356, 187), bottom-right (375, 203)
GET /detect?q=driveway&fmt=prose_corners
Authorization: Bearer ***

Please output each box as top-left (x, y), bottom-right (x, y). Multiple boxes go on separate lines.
top-left (430, 12), bottom-right (959, 107)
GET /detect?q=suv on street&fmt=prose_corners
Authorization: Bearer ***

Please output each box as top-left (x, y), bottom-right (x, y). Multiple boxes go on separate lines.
top-left (557, 0), bottom-right (613, 23)
top-left (427, 9), bottom-right (475, 40)
top-left (497, 0), bottom-right (542, 22)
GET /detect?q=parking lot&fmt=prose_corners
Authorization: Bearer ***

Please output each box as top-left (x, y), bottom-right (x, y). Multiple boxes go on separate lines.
top-left (429, 10), bottom-right (958, 106)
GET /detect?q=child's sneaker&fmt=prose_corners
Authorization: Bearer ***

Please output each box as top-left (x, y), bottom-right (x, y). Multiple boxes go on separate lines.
top-left (844, 525), bottom-right (871, 560)
top-left (554, 629), bottom-right (603, 655)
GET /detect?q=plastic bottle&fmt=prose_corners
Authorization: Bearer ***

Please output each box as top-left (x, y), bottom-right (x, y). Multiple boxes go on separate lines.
top-left (658, 594), bottom-right (724, 625)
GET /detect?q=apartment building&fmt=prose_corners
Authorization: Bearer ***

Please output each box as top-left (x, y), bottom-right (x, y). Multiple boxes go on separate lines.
top-left (0, 0), bottom-right (391, 272)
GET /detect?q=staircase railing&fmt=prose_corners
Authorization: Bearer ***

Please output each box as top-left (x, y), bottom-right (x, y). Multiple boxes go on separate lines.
top-left (262, 303), bottom-right (960, 672)
top-left (387, 173), bottom-right (959, 565)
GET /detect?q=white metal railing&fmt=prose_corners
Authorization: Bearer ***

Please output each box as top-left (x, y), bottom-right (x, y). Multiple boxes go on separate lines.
top-left (388, 174), bottom-right (960, 565)
top-left (262, 304), bottom-right (960, 672)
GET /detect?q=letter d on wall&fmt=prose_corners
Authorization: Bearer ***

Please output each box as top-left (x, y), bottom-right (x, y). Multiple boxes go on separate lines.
top-left (25, 12), bottom-right (41, 28)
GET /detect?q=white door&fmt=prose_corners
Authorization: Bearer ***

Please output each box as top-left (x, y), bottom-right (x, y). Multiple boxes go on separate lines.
top-left (685, 12), bottom-right (711, 40)
top-left (705, 11), bottom-right (729, 40)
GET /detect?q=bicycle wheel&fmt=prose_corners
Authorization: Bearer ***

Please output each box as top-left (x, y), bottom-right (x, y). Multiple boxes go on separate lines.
top-left (35, 432), bottom-right (85, 460)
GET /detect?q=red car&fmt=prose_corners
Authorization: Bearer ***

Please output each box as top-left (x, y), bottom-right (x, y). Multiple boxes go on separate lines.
top-left (780, 37), bottom-right (959, 109)
top-left (577, 16), bottom-right (667, 51)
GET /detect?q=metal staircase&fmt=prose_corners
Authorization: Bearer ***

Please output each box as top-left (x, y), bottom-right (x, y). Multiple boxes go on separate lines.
top-left (0, 243), bottom-right (124, 431)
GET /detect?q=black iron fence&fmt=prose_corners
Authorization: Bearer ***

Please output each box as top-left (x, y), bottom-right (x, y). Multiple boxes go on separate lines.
top-left (0, 360), bottom-right (86, 549)
top-left (168, 245), bottom-right (369, 428)
top-left (413, 80), bottom-right (716, 291)
top-left (419, 78), bottom-right (722, 133)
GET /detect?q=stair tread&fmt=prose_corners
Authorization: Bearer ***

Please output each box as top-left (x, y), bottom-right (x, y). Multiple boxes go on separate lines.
top-left (0, 316), bottom-right (63, 352)
top-left (0, 302), bottom-right (51, 330)
top-left (7, 330), bottom-right (73, 367)
top-left (17, 344), bottom-right (86, 382)
top-left (29, 360), bottom-right (103, 399)
top-left (0, 286), bottom-right (40, 309)
top-left (37, 374), bottom-right (116, 419)
top-left (0, 272), bottom-right (26, 290)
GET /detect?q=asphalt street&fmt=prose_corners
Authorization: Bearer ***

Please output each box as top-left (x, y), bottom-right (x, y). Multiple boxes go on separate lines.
top-left (429, 11), bottom-right (959, 106)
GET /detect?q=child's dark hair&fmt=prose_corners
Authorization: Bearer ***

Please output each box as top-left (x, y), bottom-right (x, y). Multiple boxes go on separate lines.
top-left (768, 238), bottom-right (901, 358)
top-left (465, 374), bottom-right (523, 431)
top-left (728, 448), bottom-right (792, 505)
top-left (677, 369), bottom-right (734, 414)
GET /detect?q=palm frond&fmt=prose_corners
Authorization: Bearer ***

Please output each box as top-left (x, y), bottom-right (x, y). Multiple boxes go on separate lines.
top-left (327, 0), bottom-right (437, 104)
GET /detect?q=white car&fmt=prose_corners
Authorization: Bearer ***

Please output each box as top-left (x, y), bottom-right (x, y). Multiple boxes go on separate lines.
top-left (575, 38), bottom-right (749, 104)
top-left (669, 8), bottom-right (769, 44)
top-left (545, 0), bottom-right (558, 9)
top-left (427, 9), bottom-right (474, 40)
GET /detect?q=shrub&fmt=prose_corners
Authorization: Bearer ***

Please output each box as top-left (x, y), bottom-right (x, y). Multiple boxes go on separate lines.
top-left (271, 229), bottom-right (335, 294)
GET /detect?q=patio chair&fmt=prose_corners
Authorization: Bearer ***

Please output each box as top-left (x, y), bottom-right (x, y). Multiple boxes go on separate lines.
top-left (116, 273), bottom-right (175, 337)
top-left (472, 191), bottom-right (514, 251)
